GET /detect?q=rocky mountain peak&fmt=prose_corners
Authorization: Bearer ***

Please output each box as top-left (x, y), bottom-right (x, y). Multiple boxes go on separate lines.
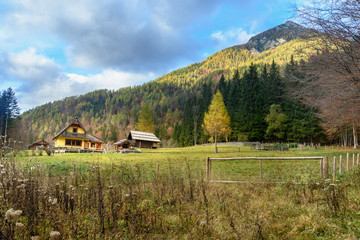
top-left (243, 20), bottom-right (308, 54)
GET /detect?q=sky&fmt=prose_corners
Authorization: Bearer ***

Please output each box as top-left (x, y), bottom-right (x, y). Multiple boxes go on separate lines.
top-left (0, 0), bottom-right (307, 112)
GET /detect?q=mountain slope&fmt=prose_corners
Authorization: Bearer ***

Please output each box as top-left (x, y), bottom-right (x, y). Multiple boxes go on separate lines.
top-left (19, 21), bottom-right (318, 145)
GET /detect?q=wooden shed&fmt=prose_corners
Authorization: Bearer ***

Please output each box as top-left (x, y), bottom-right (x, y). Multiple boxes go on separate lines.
top-left (114, 139), bottom-right (135, 151)
top-left (27, 139), bottom-right (50, 150)
top-left (128, 131), bottom-right (161, 149)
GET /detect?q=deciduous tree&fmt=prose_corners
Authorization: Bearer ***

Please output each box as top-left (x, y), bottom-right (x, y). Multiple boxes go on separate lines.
top-left (295, 0), bottom-right (360, 148)
top-left (265, 104), bottom-right (287, 141)
top-left (203, 90), bottom-right (231, 153)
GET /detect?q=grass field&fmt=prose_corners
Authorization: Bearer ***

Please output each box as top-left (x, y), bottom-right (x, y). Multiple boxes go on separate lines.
top-left (1, 145), bottom-right (360, 239)
top-left (15, 145), bottom-right (359, 182)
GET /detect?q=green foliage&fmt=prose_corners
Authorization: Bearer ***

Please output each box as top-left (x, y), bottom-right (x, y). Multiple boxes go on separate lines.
top-left (135, 103), bottom-right (154, 133)
top-left (265, 104), bottom-right (287, 140)
top-left (0, 88), bottom-right (20, 140)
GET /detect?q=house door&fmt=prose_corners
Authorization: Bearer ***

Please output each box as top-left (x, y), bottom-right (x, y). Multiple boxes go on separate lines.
top-left (96, 143), bottom-right (101, 150)
top-left (84, 141), bottom-right (89, 149)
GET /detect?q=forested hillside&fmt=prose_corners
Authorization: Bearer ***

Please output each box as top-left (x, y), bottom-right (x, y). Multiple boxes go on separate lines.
top-left (19, 21), bottom-right (325, 146)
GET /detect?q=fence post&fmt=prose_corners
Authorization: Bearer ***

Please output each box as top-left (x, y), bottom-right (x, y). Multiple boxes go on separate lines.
top-left (156, 163), bottom-right (159, 179)
top-left (339, 155), bottom-right (342, 173)
top-left (347, 153), bottom-right (349, 171)
top-left (206, 157), bottom-right (211, 182)
top-left (333, 156), bottom-right (336, 183)
top-left (320, 158), bottom-right (323, 178)
top-left (353, 154), bottom-right (355, 168)
top-left (324, 156), bottom-right (329, 179)
top-left (260, 159), bottom-right (263, 180)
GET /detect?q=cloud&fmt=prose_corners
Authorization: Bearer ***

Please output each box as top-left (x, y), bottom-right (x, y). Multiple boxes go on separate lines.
top-left (1, 0), bottom-right (223, 72)
top-left (0, 0), bottom-right (300, 111)
top-left (211, 27), bottom-right (254, 49)
top-left (0, 48), bottom-right (155, 111)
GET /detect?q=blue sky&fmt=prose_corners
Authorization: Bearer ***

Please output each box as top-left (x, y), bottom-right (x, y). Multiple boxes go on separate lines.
top-left (0, 0), bottom-right (306, 112)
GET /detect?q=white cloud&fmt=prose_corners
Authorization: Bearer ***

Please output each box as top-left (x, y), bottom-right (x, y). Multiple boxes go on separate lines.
top-left (211, 27), bottom-right (254, 49)
top-left (66, 70), bottom-right (156, 91)
top-left (0, 0), bottom-right (219, 71)
top-left (1, 48), bottom-right (155, 111)
top-left (7, 48), bottom-right (61, 80)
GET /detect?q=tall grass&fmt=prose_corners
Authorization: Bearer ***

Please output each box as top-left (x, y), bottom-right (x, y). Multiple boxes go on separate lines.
top-left (1, 149), bottom-right (360, 239)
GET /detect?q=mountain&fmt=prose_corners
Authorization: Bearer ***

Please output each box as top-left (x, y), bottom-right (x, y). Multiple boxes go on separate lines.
top-left (243, 21), bottom-right (309, 54)
top-left (154, 21), bottom-right (312, 88)
top-left (18, 21), bottom-right (321, 146)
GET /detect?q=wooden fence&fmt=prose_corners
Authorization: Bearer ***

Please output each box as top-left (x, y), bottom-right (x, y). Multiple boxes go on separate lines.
top-left (206, 153), bottom-right (360, 183)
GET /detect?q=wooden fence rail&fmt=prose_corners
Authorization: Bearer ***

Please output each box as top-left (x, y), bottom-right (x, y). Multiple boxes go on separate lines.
top-left (206, 153), bottom-right (360, 183)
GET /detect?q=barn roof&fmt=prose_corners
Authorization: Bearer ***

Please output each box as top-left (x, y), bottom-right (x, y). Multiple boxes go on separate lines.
top-left (114, 139), bottom-right (134, 145)
top-left (53, 117), bottom-right (104, 143)
top-left (27, 139), bottom-right (50, 148)
top-left (128, 131), bottom-right (161, 143)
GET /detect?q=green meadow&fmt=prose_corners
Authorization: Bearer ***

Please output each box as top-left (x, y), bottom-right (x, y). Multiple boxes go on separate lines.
top-left (16, 145), bottom-right (358, 182)
top-left (2, 145), bottom-right (360, 239)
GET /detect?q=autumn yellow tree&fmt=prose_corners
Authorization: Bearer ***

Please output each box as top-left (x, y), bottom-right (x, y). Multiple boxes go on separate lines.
top-left (203, 90), bottom-right (231, 153)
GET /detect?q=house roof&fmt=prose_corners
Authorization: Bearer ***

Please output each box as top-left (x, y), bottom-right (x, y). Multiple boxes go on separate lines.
top-left (27, 139), bottom-right (50, 148)
top-left (128, 131), bottom-right (161, 143)
top-left (53, 117), bottom-right (104, 143)
top-left (114, 139), bottom-right (134, 145)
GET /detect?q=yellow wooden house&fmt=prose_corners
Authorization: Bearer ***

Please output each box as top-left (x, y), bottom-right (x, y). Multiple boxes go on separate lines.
top-left (53, 117), bottom-right (105, 152)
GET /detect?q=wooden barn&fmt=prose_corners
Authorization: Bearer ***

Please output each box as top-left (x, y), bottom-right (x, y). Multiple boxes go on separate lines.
top-left (128, 131), bottom-right (161, 149)
top-left (114, 139), bottom-right (134, 151)
top-left (27, 139), bottom-right (50, 150)
top-left (53, 117), bottom-right (105, 152)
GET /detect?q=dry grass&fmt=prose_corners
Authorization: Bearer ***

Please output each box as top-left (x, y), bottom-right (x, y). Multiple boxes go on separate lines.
top-left (1, 147), bottom-right (360, 239)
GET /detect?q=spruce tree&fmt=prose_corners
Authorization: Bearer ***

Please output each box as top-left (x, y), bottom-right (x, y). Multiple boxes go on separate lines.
top-left (0, 88), bottom-right (20, 138)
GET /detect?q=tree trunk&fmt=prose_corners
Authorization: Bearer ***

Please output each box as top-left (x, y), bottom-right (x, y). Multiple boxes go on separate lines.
top-left (215, 132), bottom-right (218, 153)
top-left (193, 121), bottom-right (197, 146)
top-left (353, 122), bottom-right (358, 149)
top-left (344, 126), bottom-right (348, 146)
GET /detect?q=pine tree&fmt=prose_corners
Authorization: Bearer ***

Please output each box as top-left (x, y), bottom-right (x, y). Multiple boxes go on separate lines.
top-left (135, 103), bottom-right (154, 133)
top-left (108, 124), bottom-right (119, 142)
top-left (217, 75), bottom-right (228, 105)
top-left (203, 90), bottom-right (231, 153)
top-left (240, 64), bottom-right (266, 140)
top-left (0, 88), bottom-right (20, 139)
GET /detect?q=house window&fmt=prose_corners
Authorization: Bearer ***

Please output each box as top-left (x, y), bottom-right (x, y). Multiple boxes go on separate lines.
top-left (91, 143), bottom-right (95, 148)
top-left (65, 139), bottom-right (82, 146)
top-left (73, 128), bottom-right (78, 133)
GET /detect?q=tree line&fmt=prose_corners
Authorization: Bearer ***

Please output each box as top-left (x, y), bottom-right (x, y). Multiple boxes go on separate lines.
top-left (172, 61), bottom-right (325, 147)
